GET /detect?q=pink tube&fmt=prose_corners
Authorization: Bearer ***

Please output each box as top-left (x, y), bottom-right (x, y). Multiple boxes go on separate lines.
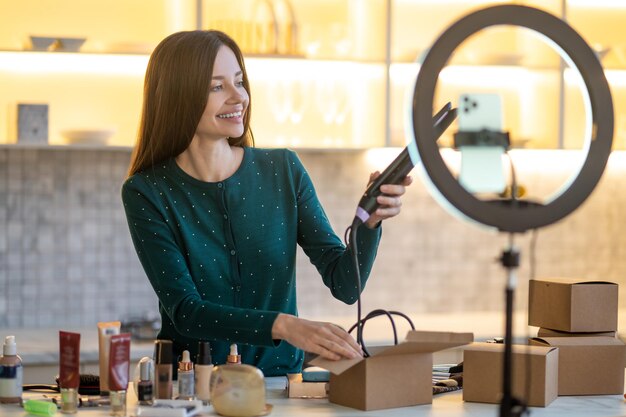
top-left (59, 331), bottom-right (81, 413)
top-left (108, 334), bottom-right (131, 391)
top-left (59, 331), bottom-right (80, 389)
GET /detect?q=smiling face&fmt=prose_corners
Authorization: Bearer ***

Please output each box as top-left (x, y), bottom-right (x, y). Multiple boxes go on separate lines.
top-left (196, 45), bottom-right (250, 141)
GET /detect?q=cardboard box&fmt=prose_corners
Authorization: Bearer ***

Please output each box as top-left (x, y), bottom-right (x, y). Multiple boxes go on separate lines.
top-left (310, 331), bottom-right (473, 411)
top-left (463, 342), bottom-right (558, 407)
top-left (537, 327), bottom-right (616, 338)
top-left (286, 373), bottom-right (328, 398)
top-left (528, 278), bottom-right (618, 332)
top-left (530, 336), bottom-right (626, 395)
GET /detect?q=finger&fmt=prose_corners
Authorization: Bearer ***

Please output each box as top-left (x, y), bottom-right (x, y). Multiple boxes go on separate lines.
top-left (344, 338), bottom-right (363, 357)
top-left (327, 326), bottom-right (363, 358)
top-left (324, 338), bottom-right (361, 359)
top-left (376, 195), bottom-right (402, 208)
top-left (322, 327), bottom-right (360, 357)
top-left (402, 175), bottom-right (413, 186)
top-left (311, 344), bottom-right (341, 361)
top-left (379, 184), bottom-right (406, 196)
top-left (373, 206), bottom-right (402, 219)
top-left (368, 171), bottom-right (380, 186)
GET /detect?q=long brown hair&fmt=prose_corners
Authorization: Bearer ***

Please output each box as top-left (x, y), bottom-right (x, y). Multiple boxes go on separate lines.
top-left (128, 30), bottom-right (254, 177)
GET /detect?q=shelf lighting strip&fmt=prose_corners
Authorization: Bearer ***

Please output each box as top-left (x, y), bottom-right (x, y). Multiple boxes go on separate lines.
top-left (0, 52), bottom-right (150, 76)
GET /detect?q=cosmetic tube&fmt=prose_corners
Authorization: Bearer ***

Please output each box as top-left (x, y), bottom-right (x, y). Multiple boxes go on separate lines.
top-left (153, 340), bottom-right (173, 399)
top-left (23, 399), bottom-right (57, 417)
top-left (177, 350), bottom-right (194, 400)
top-left (194, 341), bottom-right (213, 403)
top-left (137, 357), bottom-right (153, 405)
top-left (58, 331), bottom-right (80, 414)
top-left (97, 321), bottom-right (121, 395)
top-left (108, 333), bottom-right (131, 417)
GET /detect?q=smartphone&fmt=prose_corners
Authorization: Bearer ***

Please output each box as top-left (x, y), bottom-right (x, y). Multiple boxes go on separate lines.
top-left (456, 93), bottom-right (506, 194)
top-left (458, 93), bottom-right (503, 132)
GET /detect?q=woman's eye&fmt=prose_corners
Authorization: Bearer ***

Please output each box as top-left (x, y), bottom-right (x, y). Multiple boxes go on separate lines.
top-left (211, 85), bottom-right (223, 92)
top-left (236, 80), bottom-right (245, 87)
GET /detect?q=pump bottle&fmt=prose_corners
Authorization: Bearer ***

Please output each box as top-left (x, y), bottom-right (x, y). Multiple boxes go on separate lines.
top-left (194, 341), bottom-right (213, 403)
top-left (153, 340), bottom-right (173, 399)
top-left (0, 335), bottom-right (23, 403)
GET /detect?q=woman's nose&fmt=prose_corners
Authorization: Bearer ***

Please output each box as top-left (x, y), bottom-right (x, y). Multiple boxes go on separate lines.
top-left (227, 85), bottom-right (247, 102)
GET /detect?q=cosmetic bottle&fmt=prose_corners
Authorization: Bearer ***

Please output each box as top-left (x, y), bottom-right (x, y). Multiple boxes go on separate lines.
top-left (137, 357), bottom-right (154, 405)
top-left (226, 344), bottom-right (241, 364)
top-left (153, 340), bottom-right (173, 399)
top-left (97, 321), bottom-right (121, 395)
top-left (108, 334), bottom-right (131, 417)
top-left (58, 331), bottom-right (80, 414)
top-left (0, 335), bottom-right (23, 404)
top-left (177, 350), bottom-right (195, 400)
top-left (194, 341), bottom-right (213, 403)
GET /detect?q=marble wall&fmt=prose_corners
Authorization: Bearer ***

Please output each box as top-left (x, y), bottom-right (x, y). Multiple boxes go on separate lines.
top-left (1, 146), bottom-right (625, 329)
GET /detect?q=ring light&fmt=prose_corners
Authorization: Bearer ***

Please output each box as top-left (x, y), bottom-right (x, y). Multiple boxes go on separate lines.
top-left (406, 5), bottom-right (613, 233)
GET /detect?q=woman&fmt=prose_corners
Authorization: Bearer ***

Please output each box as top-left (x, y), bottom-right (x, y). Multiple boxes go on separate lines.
top-left (122, 30), bottom-right (411, 376)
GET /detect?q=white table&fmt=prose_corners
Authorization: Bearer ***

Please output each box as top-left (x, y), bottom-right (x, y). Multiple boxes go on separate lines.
top-left (3, 377), bottom-right (626, 417)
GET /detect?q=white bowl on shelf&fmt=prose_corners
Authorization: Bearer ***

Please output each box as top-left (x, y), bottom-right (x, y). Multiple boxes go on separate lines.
top-left (61, 129), bottom-right (116, 145)
top-left (57, 37), bottom-right (87, 52)
top-left (28, 36), bottom-right (58, 51)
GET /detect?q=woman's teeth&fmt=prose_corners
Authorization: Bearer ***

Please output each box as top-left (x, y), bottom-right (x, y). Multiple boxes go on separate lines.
top-left (218, 111), bottom-right (242, 119)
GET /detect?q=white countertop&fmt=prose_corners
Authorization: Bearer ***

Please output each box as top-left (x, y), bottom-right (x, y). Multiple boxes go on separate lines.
top-left (2, 377), bottom-right (626, 417)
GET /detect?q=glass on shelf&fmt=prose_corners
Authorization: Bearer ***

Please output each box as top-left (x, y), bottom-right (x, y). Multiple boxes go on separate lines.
top-left (205, 0), bottom-right (300, 57)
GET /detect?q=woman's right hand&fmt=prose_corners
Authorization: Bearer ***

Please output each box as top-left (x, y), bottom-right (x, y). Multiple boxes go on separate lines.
top-left (271, 313), bottom-right (363, 360)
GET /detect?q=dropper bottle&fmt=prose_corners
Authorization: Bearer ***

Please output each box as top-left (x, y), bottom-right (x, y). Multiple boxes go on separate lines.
top-left (177, 350), bottom-right (195, 400)
top-left (226, 344), bottom-right (241, 364)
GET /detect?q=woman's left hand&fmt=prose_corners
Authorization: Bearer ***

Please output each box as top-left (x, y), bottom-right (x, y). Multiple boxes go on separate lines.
top-left (364, 172), bottom-right (413, 229)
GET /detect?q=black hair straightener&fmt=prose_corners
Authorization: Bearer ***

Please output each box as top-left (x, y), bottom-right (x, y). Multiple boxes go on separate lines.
top-left (352, 102), bottom-right (457, 227)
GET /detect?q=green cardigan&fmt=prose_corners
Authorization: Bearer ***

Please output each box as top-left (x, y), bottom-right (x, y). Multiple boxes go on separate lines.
top-left (121, 147), bottom-right (381, 376)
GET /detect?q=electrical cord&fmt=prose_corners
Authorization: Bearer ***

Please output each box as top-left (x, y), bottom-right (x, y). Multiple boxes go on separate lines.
top-left (345, 220), bottom-right (415, 357)
top-left (345, 223), bottom-right (366, 355)
top-left (22, 374), bottom-right (101, 395)
top-left (348, 310), bottom-right (416, 345)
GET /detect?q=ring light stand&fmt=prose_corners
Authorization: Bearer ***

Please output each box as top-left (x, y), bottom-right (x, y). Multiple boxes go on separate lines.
top-left (405, 5), bottom-right (613, 417)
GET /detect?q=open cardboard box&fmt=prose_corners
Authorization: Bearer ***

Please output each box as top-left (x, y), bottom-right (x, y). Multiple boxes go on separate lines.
top-left (530, 336), bottom-right (626, 395)
top-left (463, 342), bottom-right (558, 407)
top-left (310, 330), bottom-right (473, 411)
top-left (537, 327), bottom-right (616, 338)
top-left (528, 278), bottom-right (618, 332)
top-left (286, 373), bottom-right (328, 399)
